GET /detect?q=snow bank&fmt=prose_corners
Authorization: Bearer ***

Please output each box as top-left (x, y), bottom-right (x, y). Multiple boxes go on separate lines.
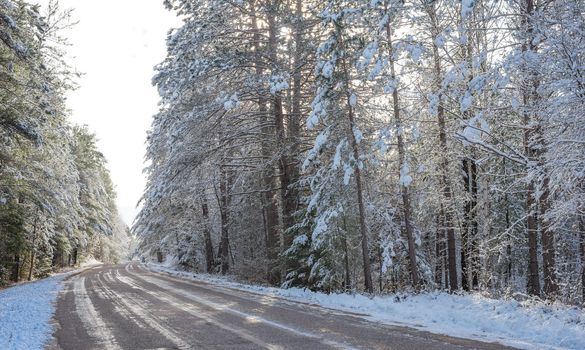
top-left (148, 263), bottom-right (585, 350)
top-left (80, 256), bottom-right (104, 268)
top-left (0, 274), bottom-right (68, 350)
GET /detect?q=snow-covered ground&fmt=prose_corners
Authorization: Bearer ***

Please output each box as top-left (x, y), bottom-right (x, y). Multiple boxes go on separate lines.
top-left (79, 256), bottom-right (104, 268)
top-left (0, 273), bottom-right (70, 350)
top-left (148, 263), bottom-right (585, 350)
top-left (0, 257), bottom-right (103, 350)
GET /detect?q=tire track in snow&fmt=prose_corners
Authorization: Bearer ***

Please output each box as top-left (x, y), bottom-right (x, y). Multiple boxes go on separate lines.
top-left (133, 264), bottom-right (369, 321)
top-left (134, 265), bottom-right (498, 350)
top-left (72, 276), bottom-right (121, 350)
top-left (92, 271), bottom-right (147, 330)
top-left (93, 270), bottom-right (193, 349)
top-left (113, 269), bottom-right (285, 350)
top-left (122, 267), bottom-right (361, 350)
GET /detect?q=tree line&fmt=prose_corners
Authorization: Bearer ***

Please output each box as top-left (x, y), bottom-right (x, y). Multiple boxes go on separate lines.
top-left (135, 0), bottom-right (585, 303)
top-left (0, 0), bottom-right (129, 286)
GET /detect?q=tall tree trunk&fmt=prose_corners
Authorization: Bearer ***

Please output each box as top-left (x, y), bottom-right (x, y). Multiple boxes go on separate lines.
top-left (471, 163), bottom-right (479, 289)
top-left (251, 3), bottom-right (282, 285)
top-left (458, 0), bottom-right (481, 293)
top-left (11, 254), bottom-right (20, 282)
top-left (580, 217), bottom-right (585, 303)
top-left (343, 236), bottom-right (351, 291)
top-left (338, 43), bottom-right (373, 294)
top-left (439, 64), bottom-right (459, 293)
top-left (250, 1), bottom-right (282, 285)
top-left (535, 113), bottom-right (556, 297)
top-left (341, 215), bottom-right (351, 291)
top-left (218, 165), bottom-right (231, 275)
top-left (522, 0), bottom-right (541, 297)
top-left (386, 23), bottom-right (418, 288)
top-left (266, 2), bottom-right (286, 285)
top-left (435, 213), bottom-right (445, 288)
top-left (201, 195), bottom-right (214, 273)
top-left (263, 182), bottom-right (280, 283)
top-left (350, 126), bottom-right (373, 294)
top-left (539, 174), bottom-right (557, 297)
top-left (28, 250), bottom-right (35, 281)
top-left (428, 5), bottom-right (458, 292)
top-left (282, 0), bottom-right (303, 276)
top-left (462, 158), bottom-right (479, 291)
top-left (51, 248), bottom-right (60, 268)
top-left (525, 173), bottom-right (540, 296)
top-left (336, 28), bottom-right (373, 293)
top-left (28, 219), bottom-right (38, 281)
top-left (72, 247), bottom-right (78, 266)
top-left (504, 162), bottom-right (513, 286)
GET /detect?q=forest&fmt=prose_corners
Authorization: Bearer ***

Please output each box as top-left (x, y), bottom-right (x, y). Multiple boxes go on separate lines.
top-left (1, 1), bottom-right (585, 349)
top-left (0, 1), bottom-right (129, 286)
top-left (134, 0), bottom-right (585, 304)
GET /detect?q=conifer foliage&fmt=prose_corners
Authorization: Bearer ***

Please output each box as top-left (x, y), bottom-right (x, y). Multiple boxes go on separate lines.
top-left (137, 0), bottom-right (585, 303)
top-left (0, 0), bottom-right (129, 286)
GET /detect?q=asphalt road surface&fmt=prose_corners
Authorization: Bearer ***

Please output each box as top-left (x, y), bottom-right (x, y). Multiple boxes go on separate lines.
top-left (48, 263), bottom-right (517, 350)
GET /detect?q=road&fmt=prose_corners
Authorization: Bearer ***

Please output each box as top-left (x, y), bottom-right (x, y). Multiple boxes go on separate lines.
top-left (49, 263), bottom-right (516, 350)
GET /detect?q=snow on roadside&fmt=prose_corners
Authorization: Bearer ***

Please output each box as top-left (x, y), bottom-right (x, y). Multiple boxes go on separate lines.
top-left (147, 263), bottom-right (585, 350)
top-left (0, 273), bottom-right (70, 350)
top-left (80, 256), bottom-right (104, 268)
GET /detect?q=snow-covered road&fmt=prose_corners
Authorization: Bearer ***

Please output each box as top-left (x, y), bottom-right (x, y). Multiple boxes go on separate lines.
top-left (48, 263), bottom-right (514, 350)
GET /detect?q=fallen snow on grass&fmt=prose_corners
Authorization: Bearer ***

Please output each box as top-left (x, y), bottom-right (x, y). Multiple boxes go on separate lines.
top-left (0, 274), bottom-right (68, 350)
top-left (148, 263), bottom-right (585, 350)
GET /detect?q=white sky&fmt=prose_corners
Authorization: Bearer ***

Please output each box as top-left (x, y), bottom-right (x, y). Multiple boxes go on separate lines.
top-left (52, 1), bottom-right (180, 225)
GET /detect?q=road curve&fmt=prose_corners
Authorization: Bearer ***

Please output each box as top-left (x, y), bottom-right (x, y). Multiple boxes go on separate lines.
top-left (48, 263), bottom-right (517, 350)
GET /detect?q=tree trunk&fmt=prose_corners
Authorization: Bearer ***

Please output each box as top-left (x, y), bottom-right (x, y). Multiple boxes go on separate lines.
top-left (218, 165), bottom-right (231, 275)
top-left (525, 177), bottom-right (540, 296)
top-left (458, 0), bottom-right (481, 293)
top-left (351, 138), bottom-right (373, 294)
top-left (522, 0), bottom-right (541, 298)
top-left (263, 188), bottom-right (280, 283)
top-left (52, 248), bottom-right (60, 268)
top-left (72, 247), bottom-right (78, 266)
top-left (539, 175), bottom-right (557, 298)
top-left (251, 2), bottom-right (282, 285)
top-left (282, 0), bottom-right (303, 276)
top-left (462, 158), bottom-right (479, 291)
top-left (535, 106), bottom-right (556, 297)
top-left (11, 254), bottom-right (20, 282)
top-left (201, 195), bottom-right (214, 273)
top-left (580, 217), bottom-right (585, 303)
top-left (266, 3), bottom-right (286, 286)
top-left (504, 168), bottom-right (513, 286)
top-left (338, 32), bottom-right (373, 294)
top-left (385, 23), bottom-right (418, 288)
top-left (342, 215), bottom-right (351, 291)
top-left (343, 236), bottom-right (351, 291)
top-left (428, 5), bottom-right (458, 292)
top-left (28, 250), bottom-right (35, 281)
top-left (435, 213), bottom-right (445, 288)
top-left (28, 219), bottom-right (38, 281)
